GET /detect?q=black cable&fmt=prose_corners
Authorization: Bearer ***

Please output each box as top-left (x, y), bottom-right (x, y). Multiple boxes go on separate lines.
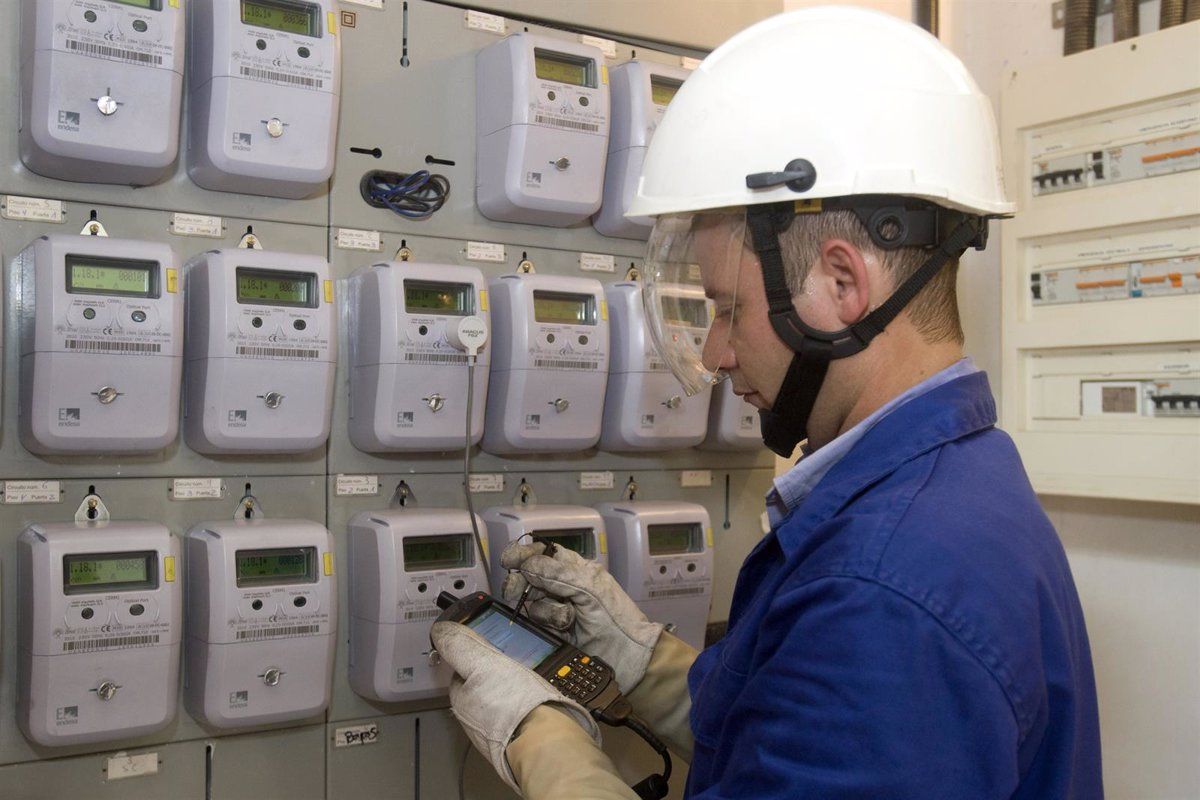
top-left (361, 169), bottom-right (450, 219)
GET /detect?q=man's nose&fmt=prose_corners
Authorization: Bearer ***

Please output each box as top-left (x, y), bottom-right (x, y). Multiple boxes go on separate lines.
top-left (702, 334), bottom-right (737, 373)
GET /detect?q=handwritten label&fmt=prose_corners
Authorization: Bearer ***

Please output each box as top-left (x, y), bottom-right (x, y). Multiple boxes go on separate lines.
top-left (106, 752), bottom-right (159, 780)
top-left (335, 723), bottom-right (380, 748)
top-left (465, 9), bottom-right (505, 34)
top-left (3, 195), bottom-right (64, 222)
top-left (579, 471), bottom-right (614, 490)
top-left (469, 473), bottom-right (505, 493)
top-left (336, 227), bottom-right (382, 252)
top-left (170, 478), bottom-right (224, 500)
top-left (3, 480), bottom-right (62, 504)
top-left (580, 34), bottom-right (617, 58)
top-left (579, 252), bottom-right (616, 273)
top-left (680, 56), bottom-right (702, 71)
top-left (466, 240), bottom-right (506, 263)
top-left (680, 470), bottom-right (712, 488)
top-left (336, 474), bottom-right (380, 496)
top-left (169, 212), bottom-right (224, 238)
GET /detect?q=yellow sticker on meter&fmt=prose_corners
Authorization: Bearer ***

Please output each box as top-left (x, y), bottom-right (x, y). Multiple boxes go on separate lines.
top-left (599, 531), bottom-right (608, 555)
top-left (328, 12), bottom-right (337, 35)
top-left (600, 301), bottom-right (608, 321)
top-left (601, 65), bottom-right (609, 85)
top-left (705, 527), bottom-right (714, 548)
top-left (164, 556), bottom-right (177, 582)
top-left (324, 279), bottom-right (334, 303)
top-left (166, 268), bottom-right (179, 294)
top-left (323, 552), bottom-right (334, 576)
top-left (479, 534), bottom-right (489, 562)
top-left (479, 289), bottom-right (489, 312)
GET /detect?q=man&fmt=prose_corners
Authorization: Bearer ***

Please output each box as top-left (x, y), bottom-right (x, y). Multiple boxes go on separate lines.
top-left (432, 7), bottom-right (1103, 798)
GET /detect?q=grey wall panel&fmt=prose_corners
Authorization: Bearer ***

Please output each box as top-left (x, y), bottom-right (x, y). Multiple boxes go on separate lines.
top-left (206, 724), bottom-right (327, 800)
top-left (326, 712), bottom-right (418, 800)
top-left (0, 739), bottom-right (206, 800)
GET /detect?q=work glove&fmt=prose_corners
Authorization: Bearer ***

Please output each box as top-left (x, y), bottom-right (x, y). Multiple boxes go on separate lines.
top-left (430, 620), bottom-right (602, 793)
top-left (501, 541), bottom-right (664, 694)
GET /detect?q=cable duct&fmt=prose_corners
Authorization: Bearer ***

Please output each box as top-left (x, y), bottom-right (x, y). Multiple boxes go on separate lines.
top-left (1064, 0), bottom-right (1097, 55)
top-left (1160, 0), bottom-right (1186, 27)
top-left (1113, 0), bottom-right (1139, 40)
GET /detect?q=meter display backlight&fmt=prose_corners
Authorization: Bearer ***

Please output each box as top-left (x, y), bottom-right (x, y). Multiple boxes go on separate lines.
top-left (65, 255), bottom-right (156, 297)
top-left (235, 267), bottom-right (316, 307)
top-left (534, 49), bottom-right (593, 87)
top-left (663, 296), bottom-right (709, 328)
top-left (63, 552), bottom-right (156, 594)
top-left (112, 0), bottom-right (162, 8)
top-left (403, 280), bottom-right (474, 315)
top-left (403, 534), bottom-right (474, 572)
top-left (235, 547), bottom-right (316, 586)
top-left (650, 75), bottom-right (682, 106)
top-left (240, 0), bottom-right (319, 36)
top-left (535, 528), bottom-right (595, 559)
top-left (648, 523), bottom-right (702, 555)
top-left (533, 290), bottom-right (596, 325)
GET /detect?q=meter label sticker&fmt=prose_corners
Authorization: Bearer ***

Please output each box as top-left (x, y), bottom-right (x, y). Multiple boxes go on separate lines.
top-left (170, 213), bottom-right (224, 238)
top-left (335, 474), bottom-right (379, 496)
top-left (335, 723), bottom-right (380, 748)
top-left (324, 552), bottom-right (334, 576)
top-left (171, 478), bottom-right (224, 500)
top-left (227, 586), bottom-right (331, 641)
top-left (465, 9), bottom-right (506, 34)
top-left (579, 253), bottom-right (616, 273)
top-left (335, 228), bottom-right (382, 252)
top-left (341, 0), bottom-right (384, 8)
top-left (52, 2), bottom-right (179, 73)
top-left (681, 470), bottom-right (712, 488)
top-left (466, 241), bottom-right (506, 263)
top-left (469, 473), bottom-right (505, 493)
top-left (107, 752), bottom-right (159, 781)
top-left (579, 471), bottom-right (614, 490)
top-left (58, 595), bottom-right (172, 653)
top-left (166, 268), bottom-right (179, 293)
top-left (2, 195), bottom-right (65, 223)
top-left (164, 556), bottom-right (176, 582)
top-left (3, 480), bottom-right (62, 504)
top-left (579, 35), bottom-right (617, 58)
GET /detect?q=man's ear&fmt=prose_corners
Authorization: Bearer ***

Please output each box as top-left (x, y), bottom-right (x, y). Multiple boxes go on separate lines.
top-left (817, 238), bottom-right (871, 326)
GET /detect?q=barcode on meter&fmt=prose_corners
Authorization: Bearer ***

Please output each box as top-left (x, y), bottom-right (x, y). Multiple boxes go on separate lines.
top-left (62, 634), bottom-right (159, 652)
top-left (236, 624), bottom-right (320, 640)
top-left (236, 345), bottom-right (319, 359)
top-left (65, 339), bottom-right (161, 354)
top-left (648, 586), bottom-right (707, 599)
top-left (65, 39), bottom-right (163, 65)
top-left (403, 608), bottom-right (441, 622)
top-left (533, 358), bottom-right (598, 370)
top-left (239, 66), bottom-right (323, 89)
top-left (533, 114), bottom-right (600, 133)
top-left (404, 352), bottom-right (468, 365)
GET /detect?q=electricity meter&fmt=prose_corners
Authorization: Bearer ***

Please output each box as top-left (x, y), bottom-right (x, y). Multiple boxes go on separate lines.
top-left (349, 262), bottom-right (490, 452)
top-left (187, 0), bottom-right (341, 198)
top-left (593, 61), bottom-right (690, 240)
top-left (16, 235), bottom-right (182, 455)
top-left (17, 521), bottom-right (180, 747)
top-left (348, 508), bottom-right (488, 702)
top-left (483, 273), bottom-right (610, 454)
top-left (595, 501), bottom-right (712, 650)
top-left (481, 505), bottom-right (608, 592)
top-left (183, 248), bottom-right (335, 453)
top-left (183, 518), bottom-right (335, 728)
top-left (700, 382), bottom-right (763, 451)
top-left (600, 281), bottom-right (710, 451)
top-left (476, 32), bottom-right (610, 226)
top-left (19, 0), bottom-right (185, 185)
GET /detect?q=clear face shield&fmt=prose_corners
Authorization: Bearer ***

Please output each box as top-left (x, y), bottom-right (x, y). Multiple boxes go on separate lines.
top-left (640, 210), bottom-right (748, 396)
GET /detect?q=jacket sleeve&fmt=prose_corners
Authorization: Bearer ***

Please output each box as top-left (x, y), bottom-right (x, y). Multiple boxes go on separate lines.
top-left (689, 575), bottom-right (1023, 799)
top-left (624, 631), bottom-right (697, 761)
top-left (506, 705), bottom-right (638, 800)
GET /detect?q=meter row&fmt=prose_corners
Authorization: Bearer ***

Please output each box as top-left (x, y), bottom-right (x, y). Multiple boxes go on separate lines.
top-left (13, 234), bottom-right (761, 456)
top-left (13, 500), bottom-right (710, 747)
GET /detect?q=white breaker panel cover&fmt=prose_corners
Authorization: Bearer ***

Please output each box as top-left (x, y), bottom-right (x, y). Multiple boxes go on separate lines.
top-left (595, 501), bottom-right (712, 650)
top-left (184, 248), bottom-right (336, 453)
top-left (184, 518), bottom-right (336, 728)
top-left (481, 504), bottom-right (609, 593)
top-left (483, 273), bottom-right (610, 453)
top-left (187, 0), bottom-right (341, 198)
top-left (700, 381), bottom-right (762, 451)
top-left (348, 508), bottom-right (488, 703)
top-left (19, 0), bottom-right (185, 185)
top-left (17, 521), bottom-right (181, 747)
top-left (475, 32), bottom-right (610, 226)
top-left (593, 60), bottom-right (691, 240)
top-left (601, 281), bottom-right (710, 451)
top-left (349, 262), bottom-right (490, 452)
top-left (17, 235), bottom-right (183, 454)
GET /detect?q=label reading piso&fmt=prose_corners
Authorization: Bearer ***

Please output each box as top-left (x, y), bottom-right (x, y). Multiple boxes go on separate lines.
top-left (170, 478), bottom-right (225, 500)
top-left (579, 35), bottom-right (617, 58)
top-left (465, 241), bottom-right (506, 263)
top-left (2, 195), bottom-right (65, 223)
top-left (465, 9), bottom-right (506, 34)
top-left (579, 471), bottom-right (615, 490)
top-left (106, 752), bottom-right (159, 781)
top-left (579, 252), bottom-right (616, 273)
top-left (336, 474), bottom-right (380, 496)
top-left (2, 480), bottom-right (62, 504)
top-left (169, 213), bottom-right (224, 238)
top-left (469, 473), bottom-right (505, 493)
top-left (335, 228), bottom-right (383, 252)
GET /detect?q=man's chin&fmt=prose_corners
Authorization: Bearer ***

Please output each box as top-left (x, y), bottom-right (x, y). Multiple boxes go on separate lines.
top-left (739, 390), bottom-right (769, 410)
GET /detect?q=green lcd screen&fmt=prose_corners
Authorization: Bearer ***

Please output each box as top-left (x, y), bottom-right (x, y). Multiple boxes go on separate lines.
top-left (533, 290), bottom-right (595, 326)
top-left (647, 523), bottom-right (702, 556)
top-left (63, 551), bottom-right (157, 595)
top-left (663, 297), bottom-right (709, 328)
top-left (403, 534), bottom-right (473, 572)
top-left (534, 49), bottom-right (593, 87)
top-left (65, 254), bottom-right (156, 298)
top-left (235, 547), bottom-right (316, 587)
top-left (236, 267), bottom-right (316, 307)
top-left (650, 76), bottom-right (682, 107)
top-left (240, 0), bottom-right (319, 36)
top-left (403, 280), bottom-right (474, 316)
top-left (534, 528), bottom-right (594, 560)
top-left (109, 0), bottom-right (162, 9)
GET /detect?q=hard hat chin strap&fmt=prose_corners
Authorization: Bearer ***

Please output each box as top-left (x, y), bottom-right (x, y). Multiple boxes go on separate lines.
top-left (745, 201), bottom-right (987, 457)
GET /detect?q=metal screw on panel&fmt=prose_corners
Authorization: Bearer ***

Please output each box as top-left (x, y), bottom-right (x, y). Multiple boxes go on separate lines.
top-left (424, 394), bottom-right (445, 413)
top-left (97, 681), bottom-right (118, 701)
top-left (266, 117), bottom-right (285, 138)
top-left (263, 392), bottom-right (284, 409)
top-left (96, 386), bottom-right (119, 404)
top-left (97, 96), bottom-right (118, 116)
top-left (664, 395), bottom-right (682, 410)
top-left (551, 398), bottom-right (570, 413)
top-left (263, 667), bottom-right (282, 686)
top-left (554, 157), bottom-right (570, 171)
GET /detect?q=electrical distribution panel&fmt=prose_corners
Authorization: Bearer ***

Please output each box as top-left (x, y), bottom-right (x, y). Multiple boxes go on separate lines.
top-left (481, 504), bottom-right (608, 591)
top-left (700, 382), bottom-right (763, 451)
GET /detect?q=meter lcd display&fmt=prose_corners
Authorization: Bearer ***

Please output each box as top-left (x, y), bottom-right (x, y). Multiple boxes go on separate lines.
top-left (467, 605), bottom-right (558, 669)
top-left (647, 523), bottom-right (702, 555)
top-left (240, 0), bottom-right (319, 36)
top-left (110, 0), bottom-right (162, 9)
top-left (65, 255), bottom-right (156, 297)
top-left (403, 534), bottom-right (473, 572)
top-left (534, 528), bottom-right (594, 559)
top-left (663, 297), bottom-right (709, 328)
top-left (63, 551), bottom-right (157, 594)
top-left (532, 290), bottom-right (595, 325)
top-left (533, 49), bottom-right (593, 87)
top-left (236, 268), bottom-right (316, 307)
top-left (403, 280), bottom-right (474, 316)
top-left (650, 76), bottom-right (683, 107)
top-left (235, 547), bottom-right (316, 586)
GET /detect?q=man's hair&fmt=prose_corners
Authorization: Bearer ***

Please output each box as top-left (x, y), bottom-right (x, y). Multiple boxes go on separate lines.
top-left (778, 210), bottom-right (964, 344)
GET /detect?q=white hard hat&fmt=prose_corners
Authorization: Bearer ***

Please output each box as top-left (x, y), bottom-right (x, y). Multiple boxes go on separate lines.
top-left (628, 6), bottom-right (1014, 218)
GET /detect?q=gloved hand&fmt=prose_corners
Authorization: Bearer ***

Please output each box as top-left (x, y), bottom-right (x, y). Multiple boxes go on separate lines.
top-left (430, 620), bottom-right (602, 793)
top-left (501, 541), bottom-right (664, 694)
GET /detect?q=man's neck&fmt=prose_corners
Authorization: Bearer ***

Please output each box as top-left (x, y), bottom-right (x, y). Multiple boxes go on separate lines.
top-left (837, 341), bottom-right (964, 439)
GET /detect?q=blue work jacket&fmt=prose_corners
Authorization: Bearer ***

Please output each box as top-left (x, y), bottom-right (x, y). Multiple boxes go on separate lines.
top-left (686, 371), bottom-right (1103, 799)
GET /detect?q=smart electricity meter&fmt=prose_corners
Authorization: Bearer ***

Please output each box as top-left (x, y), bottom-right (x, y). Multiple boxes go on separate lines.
top-left (601, 281), bottom-right (710, 451)
top-left (700, 382), bottom-right (763, 451)
top-left (183, 248), bottom-right (335, 453)
top-left (594, 61), bottom-right (691, 240)
top-left (184, 518), bottom-right (335, 728)
top-left (16, 235), bottom-right (183, 455)
top-left (188, 0), bottom-right (341, 198)
top-left (483, 273), bottom-right (610, 454)
top-left (349, 262), bottom-right (490, 452)
top-left (481, 505), bottom-right (608, 592)
top-left (348, 509), bottom-right (488, 702)
top-left (476, 32), bottom-right (610, 226)
top-left (595, 501), bottom-right (712, 650)
top-left (19, 0), bottom-right (185, 185)
top-left (17, 521), bottom-right (181, 747)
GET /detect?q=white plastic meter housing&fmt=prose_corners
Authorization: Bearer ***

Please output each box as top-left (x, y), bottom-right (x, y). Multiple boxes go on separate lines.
top-left (594, 61), bottom-right (691, 240)
top-left (601, 282), bottom-right (710, 451)
top-left (187, 0), bottom-right (341, 198)
top-left (183, 248), bottom-right (335, 453)
top-left (481, 505), bottom-right (608, 592)
top-left (16, 235), bottom-right (183, 455)
top-left (184, 518), bottom-right (335, 729)
top-left (349, 262), bottom-right (490, 452)
top-left (483, 273), bottom-right (610, 454)
top-left (19, 0), bottom-right (185, 185)
top-left (595, 501), bottom-right (712, 650)
top-left (17, 521), bottom-right (181, 747)
top-left (476, 32), bottom-right (610, 226)
top-left (700, 382), bottom-right (763, 451)
top-left (348, 509), bottom-right (488, 702)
